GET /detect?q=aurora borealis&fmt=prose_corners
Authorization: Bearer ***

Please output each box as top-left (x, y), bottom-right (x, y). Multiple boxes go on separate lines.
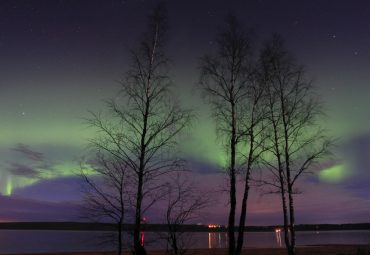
top-left (1, 0), bottom-right (370, 224)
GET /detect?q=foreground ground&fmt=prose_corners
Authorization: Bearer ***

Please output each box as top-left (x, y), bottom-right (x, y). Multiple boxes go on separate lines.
top-left (189, 245), bottom-right (370, 255)
top-left (159, 246), bottom-right (370, 255)
top-left (4, 245), bottom-right (370, 255)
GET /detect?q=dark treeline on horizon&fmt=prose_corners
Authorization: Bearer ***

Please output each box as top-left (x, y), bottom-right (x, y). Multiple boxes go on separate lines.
top-left (1, 222), bottom-right (370, 232)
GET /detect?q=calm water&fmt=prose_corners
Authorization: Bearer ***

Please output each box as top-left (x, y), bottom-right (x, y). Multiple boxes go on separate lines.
top-left (0, 230), bottom-right (369, 253)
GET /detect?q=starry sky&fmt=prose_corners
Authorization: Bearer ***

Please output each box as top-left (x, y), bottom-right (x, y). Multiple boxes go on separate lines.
top-left (0, 0), bottom-right (370, 224)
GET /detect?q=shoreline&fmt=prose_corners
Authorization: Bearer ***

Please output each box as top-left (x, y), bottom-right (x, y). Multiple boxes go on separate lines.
top-left (1, 245), bottom-right (370, 255)
top-left (1, 222), bottom-right (370, 232)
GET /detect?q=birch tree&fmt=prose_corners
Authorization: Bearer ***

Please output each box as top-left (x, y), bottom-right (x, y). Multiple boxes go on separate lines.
top-left (86, 3), bottom-right (192, 254)
top-left (259, 35), bottom-right (331, 255)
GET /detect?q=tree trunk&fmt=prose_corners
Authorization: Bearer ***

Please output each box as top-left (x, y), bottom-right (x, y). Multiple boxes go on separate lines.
top-left (173, 235), bottom-right (178, 255)
top-left (281, 190), bottom-right (291, 253)
top-left (228, 101), bottom-right (237, 255)
top-left (284, 134), bottom-right (295, 255)
top-left (281, 81), bottom-right (295, 255)
top-left (134, 173), bottom-right (144, 254)
top-left (288, 186), bottom-right (296, 255)
top-left (278, 159), bottom-right (290, 253)
top-left (134, 83), bottom-right (149, 255)
top-left (118, 221), bottom-right (122, 255)
top-left (236, 131), bottom-right (254, 255)
top-left (228, 167), bottom-right (236, 255)
top-left (235, 168), bottom-right (251, 255)
top-left (284, 136), bottom-right (295, 255)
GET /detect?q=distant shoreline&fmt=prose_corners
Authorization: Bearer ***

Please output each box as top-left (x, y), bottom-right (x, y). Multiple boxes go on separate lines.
top-left (0, 222), bottom-right (370, 232)
top-left (0, 245), bottom-right (369, 255)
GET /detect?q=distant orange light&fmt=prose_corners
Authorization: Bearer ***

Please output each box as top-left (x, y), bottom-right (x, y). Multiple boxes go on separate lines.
top-left (208, 224), bottom-right (219, 229)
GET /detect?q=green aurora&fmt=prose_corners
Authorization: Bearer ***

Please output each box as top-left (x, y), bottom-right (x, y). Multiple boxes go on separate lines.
top-left (319, 164), bottom-right (351, 183)
top-left (1, 84), bottom-right (365, 196)
top-left (2, 161), bottom-right (96, 196)
top-left (0, 106), bottom-right (358, 196)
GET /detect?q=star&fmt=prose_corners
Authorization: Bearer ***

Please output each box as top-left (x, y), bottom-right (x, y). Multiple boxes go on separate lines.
top-left (207, 11), bottom-right (215, 17)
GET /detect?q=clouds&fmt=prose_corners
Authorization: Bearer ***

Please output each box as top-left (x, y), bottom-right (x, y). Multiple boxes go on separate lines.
top-left (8, 144), bottom-right (45, 179)
top-left (12, 176), bottom-right (83, 203)
top-left (6, 169), bottom-right (370, 225)
top-left (328, 133), bottom-right (370, 199)
top-left (293, 181), bottom-right (370, 224)
top-left (1, 131), bottom-right (370, 224)
top-left (306, 133), bottom-right (370, 200)
top-left (8, 163), bottom-right (40, 178)
top-left (0, 143), bottom-right (86, 195)
top-left (12, 144), bottom-right (44, 162)
top-left (186, 158), bottom-right (221, 174)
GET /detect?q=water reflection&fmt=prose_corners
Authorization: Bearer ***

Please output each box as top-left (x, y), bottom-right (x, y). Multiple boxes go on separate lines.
top-left (208, 232), bottom-right (227, 248)
top-left (140, 231), bottom-right (145, 246)
top-left (0, 229), bottom-right (368, 253)
top-left (207, 230), bottom-right (283, 248)
top-left (275, 229), bottom-right (282, 247)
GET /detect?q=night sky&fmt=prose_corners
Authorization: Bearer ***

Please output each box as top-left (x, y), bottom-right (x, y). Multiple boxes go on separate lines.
top-left (1, 0), bottom-right (370, 224)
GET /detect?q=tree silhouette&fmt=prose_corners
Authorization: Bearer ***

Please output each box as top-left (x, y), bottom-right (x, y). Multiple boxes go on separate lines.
top-left (80, 153), bottom-right (130, 255)
top-left (258, 34), bottom-right (332, 255)
top-left (85, 3), bottom-right (192, 254)
top-left (163, 174), bottom-right (208, 255)
top-left (199, 15), bottom-right (265, 255)
top-left (235, 60), bottom-right (267, 255)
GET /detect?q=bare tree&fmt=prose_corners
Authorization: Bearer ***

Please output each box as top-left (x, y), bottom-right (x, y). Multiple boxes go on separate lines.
top-left (80, 152), bottom-right (130, 255)
top-left (86, 3), bottom-right (192, 254)
top-left (163, 174), bottom-right (209, 255)
top-left (199, 15), bottom-right (265, 255)
top-left (235, 73), bottom-right (267, 255)
top-left (258, 35), bottom-right (332, 255)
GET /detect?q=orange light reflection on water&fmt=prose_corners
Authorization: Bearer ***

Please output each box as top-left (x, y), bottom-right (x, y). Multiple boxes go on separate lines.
top-left (208, 232), bottom-right (225, 248)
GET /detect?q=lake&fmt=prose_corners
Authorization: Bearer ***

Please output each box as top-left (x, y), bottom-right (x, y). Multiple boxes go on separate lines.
top-left (0, 230), bottom-right (369, 253)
